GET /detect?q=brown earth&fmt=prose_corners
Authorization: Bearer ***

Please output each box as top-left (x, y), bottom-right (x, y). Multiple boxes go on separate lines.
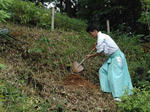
top-left (63, 74), bottom-right (98, 90)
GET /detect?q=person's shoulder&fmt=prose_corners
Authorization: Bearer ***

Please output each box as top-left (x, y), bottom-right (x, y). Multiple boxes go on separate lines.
top-left (98, 31), bottom-right (104, 39)
top-left (100, 32), bottom-right (109, 38)
top-left (101, 32), bottom-right (108, 36)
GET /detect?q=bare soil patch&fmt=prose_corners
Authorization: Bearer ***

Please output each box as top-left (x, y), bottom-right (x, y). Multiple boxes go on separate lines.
top-left (63, 74), bottom-right (98, 90)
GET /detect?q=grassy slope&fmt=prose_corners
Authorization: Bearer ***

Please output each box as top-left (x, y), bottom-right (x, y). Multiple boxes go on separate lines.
top-left (0, 23), bottom-right (117, 111)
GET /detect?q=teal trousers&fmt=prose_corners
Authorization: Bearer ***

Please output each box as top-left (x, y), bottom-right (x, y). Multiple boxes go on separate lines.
top-left (99, 49), bottom-right (133, 98)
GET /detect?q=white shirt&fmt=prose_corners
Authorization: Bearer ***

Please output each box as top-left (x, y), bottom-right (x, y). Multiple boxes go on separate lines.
top-left (96, 32), bottom-right (119, 56)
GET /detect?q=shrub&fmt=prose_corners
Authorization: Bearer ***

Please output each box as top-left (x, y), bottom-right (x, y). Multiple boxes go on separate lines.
top-left (138, 0), bottom-right (150, 32)
top-left (0, 0), bottom-right (13, 10)
top-left (0, 0), bottom-right (13, 22)
top-left (117, 86), bottom-right (150, 112)
top-left (0, 10), bottom-right (10, 22)
top-left (10, 0), bottom-right (87, 31)
top-left (11, 0), bottom-right (41, 25)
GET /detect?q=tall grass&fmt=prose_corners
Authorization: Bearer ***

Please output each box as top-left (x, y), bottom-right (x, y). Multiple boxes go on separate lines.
top-left (8, 0), bottom-right (87, 31)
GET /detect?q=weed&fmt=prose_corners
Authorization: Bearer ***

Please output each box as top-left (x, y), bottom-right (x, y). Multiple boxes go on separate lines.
top-left (0, 63), bottom-right (6, 70)
top-left (118, 87), bottom-right (150, 112)
top-left (0, 79), bottom-right (51, 112)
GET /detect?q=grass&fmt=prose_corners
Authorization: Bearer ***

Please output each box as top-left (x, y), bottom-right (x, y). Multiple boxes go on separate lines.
top-left (0, 1), bottom-right (150, 111)
top-left (0, 22), bottom-right (117, 111)
top-left (0, 21), bottom-right (150, 111)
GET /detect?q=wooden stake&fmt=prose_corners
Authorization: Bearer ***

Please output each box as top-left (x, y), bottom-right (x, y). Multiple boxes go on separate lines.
top-left (51, 7), bottom-right (55, 31)
top-left (106, 19), bottom-right (110, 33)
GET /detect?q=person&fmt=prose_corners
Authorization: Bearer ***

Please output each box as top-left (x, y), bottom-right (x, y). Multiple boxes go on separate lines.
top-left (86, 25), bottom-right (133, 101)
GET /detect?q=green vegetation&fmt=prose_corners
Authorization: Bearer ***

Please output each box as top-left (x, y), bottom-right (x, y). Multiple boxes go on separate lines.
top-left (0, 0), bottom-right (86, 31)
top-left (0, 0), bottom-right (13, 22)
top-left (110, 32), bottom-right (150, 88)
top-left (0, 0), bottom-right (150, 111)
top-left (111, 32), bottom-right (150, 112)
top-left (139, 0), bottom-right (150, 32)
top-left (118, 86), bottom-right (150, 112)
top-left (0, 79), bottom-right (51, 112)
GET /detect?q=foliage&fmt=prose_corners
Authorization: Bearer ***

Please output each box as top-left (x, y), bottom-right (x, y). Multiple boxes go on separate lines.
top-left (118, 86), bottom-right (150, 112)
top-left (77, 0), bottom-right (142, 32)
top-left (0, 10), bottom-right (10, 22)
top-left (0, 78), bottom-right (51, 112)
top-left (55, 13), bottom-right (87, 31)
top-left (0, 0), bottom-right (13, 22)
top-left (27, 37), bottom-right (51, 62)
top-left (0, 16), bottom-right (150, 111)
top-left (11, 0), bottom-right (45, 25)
top-left (0, 0), bottom-right (13, 10)
top-left (0, 63), bottom-right (6, 70)
top-left (10, 0), bottom-right (87, 31)
top-left (138, 0), bottom-right (150, 33)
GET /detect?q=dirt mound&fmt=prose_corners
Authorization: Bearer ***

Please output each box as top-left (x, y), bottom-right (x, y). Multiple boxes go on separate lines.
top-left (63, 74), bottom-right (98, 89)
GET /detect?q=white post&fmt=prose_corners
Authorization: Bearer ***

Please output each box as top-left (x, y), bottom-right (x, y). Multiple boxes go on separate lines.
top-left (51, 7), bottom-right (55, 31)
top-left (106, 19), bottom-right (110, 33)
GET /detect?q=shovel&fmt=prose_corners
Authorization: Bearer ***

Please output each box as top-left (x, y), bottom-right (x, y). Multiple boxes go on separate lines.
top-left (72, 48), bottom-right (95, 73)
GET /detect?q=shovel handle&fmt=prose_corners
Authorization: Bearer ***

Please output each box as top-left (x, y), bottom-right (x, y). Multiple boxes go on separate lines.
top-left (78, 48), bottom-right (95, 66)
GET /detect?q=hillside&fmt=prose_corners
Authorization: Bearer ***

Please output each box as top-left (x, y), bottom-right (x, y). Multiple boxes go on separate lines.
top-left (0, 22), bottom-right (117, 111)
top-left (1, 0), bottom-right (150, 111)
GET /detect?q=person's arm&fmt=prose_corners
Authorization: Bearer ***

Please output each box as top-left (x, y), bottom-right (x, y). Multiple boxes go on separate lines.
top-left (86, 52), bottom-right (99, 59)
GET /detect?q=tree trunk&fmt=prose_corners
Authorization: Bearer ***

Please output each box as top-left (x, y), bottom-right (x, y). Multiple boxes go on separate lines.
top-left (59, 0), bottom-right (63, 12)
top-left (65, 0), bottom-right (72, 17)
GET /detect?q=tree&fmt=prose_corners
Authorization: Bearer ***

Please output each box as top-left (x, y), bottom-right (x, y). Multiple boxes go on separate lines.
top-left (55, 0), bottom-right (78, 17)
top-left (138, 0), bottom-right (150, 33)
top-left (77, 0), bottom-right (142, 32)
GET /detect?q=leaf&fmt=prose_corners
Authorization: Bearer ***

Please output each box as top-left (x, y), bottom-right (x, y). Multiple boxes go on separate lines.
top-left (0, 63), bottom-right (6, 70)
top-left (147, 70), bottom-right (150, 73)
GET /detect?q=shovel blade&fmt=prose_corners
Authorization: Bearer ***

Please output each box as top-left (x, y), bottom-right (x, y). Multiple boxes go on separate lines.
top-left (72, 61), bottom-right (84, 73)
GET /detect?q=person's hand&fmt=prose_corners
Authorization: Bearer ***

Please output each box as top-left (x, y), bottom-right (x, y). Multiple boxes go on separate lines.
top-left (94, 42), bottom-right (97, 50)
top-left (86, 54), bottom-right (92, 60)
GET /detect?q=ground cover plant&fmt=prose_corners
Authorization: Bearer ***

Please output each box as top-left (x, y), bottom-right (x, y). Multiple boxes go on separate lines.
top-left (0, 0), bottom-right (150, 111)
top-left (0, 22), bottom-right (150, 111)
